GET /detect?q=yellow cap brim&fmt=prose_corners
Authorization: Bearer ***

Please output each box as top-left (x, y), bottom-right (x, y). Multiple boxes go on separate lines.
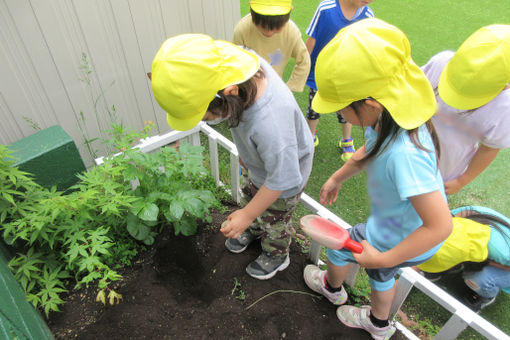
top-left (166, 112), bottom-right (205, 131)
top-left (250, 4), bottom-right (291, 15)
top-left (438, 64), bottom-right (502, 110)
top-left (311, 90), bottom-right (351, 114)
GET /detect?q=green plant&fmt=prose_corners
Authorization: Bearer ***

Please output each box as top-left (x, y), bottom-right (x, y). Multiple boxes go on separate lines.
top-left (103, 124), bottom-right (222, 244)
top-left (1, 145), bottom-right (136, 316)
top-left (1, 123), bottom-right (224, 316)
top-left (231, 277), bottom-right (246, 301)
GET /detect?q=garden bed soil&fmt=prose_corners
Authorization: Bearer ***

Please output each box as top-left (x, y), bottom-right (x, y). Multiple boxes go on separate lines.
top-left (48, 208), bottom-right (406, 340)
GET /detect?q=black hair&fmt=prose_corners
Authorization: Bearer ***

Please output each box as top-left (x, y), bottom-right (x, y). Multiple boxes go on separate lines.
top-left (206, 68), bottom-right (266, 128)
top-left (349, 99), bottom-right (441, 166)
top-left (250, 8), bottom-right (290, 31)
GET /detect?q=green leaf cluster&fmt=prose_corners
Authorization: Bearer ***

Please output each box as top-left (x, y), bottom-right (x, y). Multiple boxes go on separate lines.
top-left (0, 125), bottom-right (223, 317)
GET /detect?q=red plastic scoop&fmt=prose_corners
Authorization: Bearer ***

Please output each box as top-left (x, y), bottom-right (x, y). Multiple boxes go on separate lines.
top-left (299, 215), bottom-right (363, 253)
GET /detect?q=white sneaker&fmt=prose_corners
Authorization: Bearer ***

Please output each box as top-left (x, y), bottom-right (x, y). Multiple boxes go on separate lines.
top-left (336, 305), bottom-right (396, 340)
top-left (303, 264), bottom-right (347, 305)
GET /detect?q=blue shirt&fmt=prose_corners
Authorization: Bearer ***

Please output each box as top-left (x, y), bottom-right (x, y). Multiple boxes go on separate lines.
top-left (305, 0), bottom-right (374, 90)
top-left (364, 126), bottom-right (446, 262)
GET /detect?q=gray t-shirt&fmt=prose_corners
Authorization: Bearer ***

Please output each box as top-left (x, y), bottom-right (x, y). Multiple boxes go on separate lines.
top-left (230, 57), bottom-right (314, 198)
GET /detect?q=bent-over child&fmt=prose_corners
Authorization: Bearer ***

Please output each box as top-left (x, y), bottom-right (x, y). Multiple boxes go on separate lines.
top-left (421, 24), bottom-right (510, 194)
top-left (418, 205), bottom-right (510, 312)
top-left (302, 19), bottom-right (452, 340)
top-left (151, 34), bottom-right (314, 280)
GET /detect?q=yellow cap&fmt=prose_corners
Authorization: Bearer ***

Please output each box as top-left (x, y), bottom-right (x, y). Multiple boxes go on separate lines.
top-left (151, 34), bottom-right (260, 131)
top-left (312, 18), bottom-right (436, 130)
top-left (250, 0), bottom-right (292, 15)
top-left (438, 24), bottom-right (510, 110)
top-left (418, 217), bottom-right (490, 273)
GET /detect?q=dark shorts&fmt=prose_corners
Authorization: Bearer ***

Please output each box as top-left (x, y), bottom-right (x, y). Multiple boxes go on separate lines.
top-left (307, 88), bottom-right (347, 124)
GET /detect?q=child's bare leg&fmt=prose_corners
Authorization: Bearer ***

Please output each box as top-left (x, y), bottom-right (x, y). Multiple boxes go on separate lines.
top-left (326, 260), bottom-right (352, 287)
top-left (341, 122), bottom-right (352, 141)
top-left (370, 282), bottom-right (397, 320)
top-left (307, 118), bottom-right (319, 136)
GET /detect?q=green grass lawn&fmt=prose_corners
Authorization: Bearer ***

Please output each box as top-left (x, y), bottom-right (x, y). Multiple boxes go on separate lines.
top-left (234, 1), bottom-right (510, 337)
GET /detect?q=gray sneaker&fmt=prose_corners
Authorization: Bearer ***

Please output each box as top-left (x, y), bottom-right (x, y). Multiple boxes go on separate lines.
top-left (225, 230), bottom-right (259, 253)
top-left (246, 253), bottom-right (290, 280)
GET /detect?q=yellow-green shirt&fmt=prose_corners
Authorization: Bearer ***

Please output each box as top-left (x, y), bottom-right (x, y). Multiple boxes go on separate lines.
top-left (233, 15), bottom-right (310, 92)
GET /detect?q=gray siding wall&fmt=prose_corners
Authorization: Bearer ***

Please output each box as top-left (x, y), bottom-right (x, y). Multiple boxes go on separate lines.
top-left (0, 0), bottom-right (240, 166)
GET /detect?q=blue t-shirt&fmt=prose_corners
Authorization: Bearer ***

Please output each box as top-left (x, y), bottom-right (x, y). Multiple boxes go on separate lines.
top-left (364, 126), bottom-right (446, 262)
top-left (305, 0), bottom-right (374, 90)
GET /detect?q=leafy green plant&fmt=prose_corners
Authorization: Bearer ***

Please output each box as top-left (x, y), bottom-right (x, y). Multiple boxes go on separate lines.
top-left (102, 124), bottom-right (222, 244)
top-left (1, 123), bottom-right (224, 316)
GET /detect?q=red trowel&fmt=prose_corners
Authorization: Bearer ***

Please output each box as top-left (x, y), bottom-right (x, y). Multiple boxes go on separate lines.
top-left (299, 215), bottom-right (363, 253)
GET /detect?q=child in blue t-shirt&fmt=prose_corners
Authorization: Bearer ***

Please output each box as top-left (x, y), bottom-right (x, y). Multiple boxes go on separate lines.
top-left (303, 19), bottom-right (452, 340)
top-left (305, 0), bottom-right (374, 161)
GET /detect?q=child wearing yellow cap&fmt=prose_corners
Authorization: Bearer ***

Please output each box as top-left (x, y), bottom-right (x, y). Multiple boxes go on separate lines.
top-left (301, 18), bottom-right (452, 339)
top-left (417, 205), bottom-right (510, 312)
top-left (233, 0), bottom-right (310, 92)
top-left (421, 25), bottom-right (510, 194)
top-left (305, 0), bottom-right (374, 157)
top-left (151, 34), bottom-right (314, 280)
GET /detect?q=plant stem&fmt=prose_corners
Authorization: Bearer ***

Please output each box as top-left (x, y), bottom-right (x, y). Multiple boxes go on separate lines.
top-left (245, 289), bottom-right (321, 311)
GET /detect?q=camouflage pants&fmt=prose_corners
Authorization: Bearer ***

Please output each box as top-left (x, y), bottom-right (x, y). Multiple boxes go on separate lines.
top-left (239, 173), bottom-right (301, 257)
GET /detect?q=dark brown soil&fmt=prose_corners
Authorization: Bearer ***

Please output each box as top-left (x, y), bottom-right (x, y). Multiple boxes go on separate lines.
top-left (47, 208), bottom-right (405, 340)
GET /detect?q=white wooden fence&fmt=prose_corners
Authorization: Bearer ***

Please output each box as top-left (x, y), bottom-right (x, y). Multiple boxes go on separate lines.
top-left (0, 0), bottom-right (240, 167)
top-left (99, 122), bottom-right (510, 340)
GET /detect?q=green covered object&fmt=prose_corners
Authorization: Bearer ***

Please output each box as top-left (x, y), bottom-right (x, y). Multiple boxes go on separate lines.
top-left (7, 126), bottom-right (86, 191)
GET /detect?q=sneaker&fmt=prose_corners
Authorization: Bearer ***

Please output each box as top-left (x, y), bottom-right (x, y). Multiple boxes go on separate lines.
top-left (337, 305), bottom-right (396, 340)
top-left (246, 253), bottom-right (290, 280)
top-left (461, 291), bottom-right (496, 313)
top-left (303, 264), bottom-right (347, 305)
top-left (313, 130), bottom-right (319, 147)
top-left (225, 230), bottom-right (260, 254)
top-left (340, 138), bottom-right (355, 161)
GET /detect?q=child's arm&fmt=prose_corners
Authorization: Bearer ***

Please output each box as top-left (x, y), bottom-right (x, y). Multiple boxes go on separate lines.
top-left (353, 190), bottom-right (453, 268)
top-left (320, 145), bottom-right (366, 205)
top-left (220, 185), bottom-right (283, 239)
top-left (305, 37), bottom-right (316, 55)
top-left (286, 38), bottom-right (311, 92)
top-left (444, 144), bottom-right (499, 194)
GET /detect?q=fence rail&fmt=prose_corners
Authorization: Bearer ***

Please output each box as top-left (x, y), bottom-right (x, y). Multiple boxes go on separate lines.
top-left (96, 121), bottom-right (510, 340)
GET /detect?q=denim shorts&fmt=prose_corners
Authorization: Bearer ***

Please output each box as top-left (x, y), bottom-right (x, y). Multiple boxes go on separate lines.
top-left (327, 223), bottom-right (431, 291)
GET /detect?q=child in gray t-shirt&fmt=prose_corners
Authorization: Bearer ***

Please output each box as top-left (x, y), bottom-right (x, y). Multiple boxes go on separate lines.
top-left (151, 34), bottom-right (314, 280)
top-left (211, 56), bottom-right (314, 280)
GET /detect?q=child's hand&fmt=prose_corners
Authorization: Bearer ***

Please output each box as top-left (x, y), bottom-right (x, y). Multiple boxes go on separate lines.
top-left (320, 178), bottom-right (342, 205)
top-left (352, 240), bottom-right (385, 269)
top-left (444, 178), bottom-right (464, 195)
top-left (220, 209), bottom-right (254, 239)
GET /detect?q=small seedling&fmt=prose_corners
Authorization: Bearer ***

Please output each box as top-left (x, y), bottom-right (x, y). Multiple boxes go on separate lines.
top-left (231, 277), bottom-right (246, 301)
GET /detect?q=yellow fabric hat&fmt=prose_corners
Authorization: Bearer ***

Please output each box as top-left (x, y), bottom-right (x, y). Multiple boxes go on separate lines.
top-left (438, 24), bottom-right (510, 110)
top-left (151, 34), bottom-right (260, 131)
top-left (312, 18), bottom-right (436, 130)
top-left (250, 0), bottom-right (292, 15)
top-left (417, 217), bottom-right (491, 273)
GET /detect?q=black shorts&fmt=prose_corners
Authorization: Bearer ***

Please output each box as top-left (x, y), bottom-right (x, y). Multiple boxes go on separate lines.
top-left (306, 88), bottom-right (347, 124)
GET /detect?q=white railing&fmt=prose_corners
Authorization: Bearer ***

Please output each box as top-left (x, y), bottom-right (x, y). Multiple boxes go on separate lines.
top-left (96, 122), bottom-right (509, 340)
